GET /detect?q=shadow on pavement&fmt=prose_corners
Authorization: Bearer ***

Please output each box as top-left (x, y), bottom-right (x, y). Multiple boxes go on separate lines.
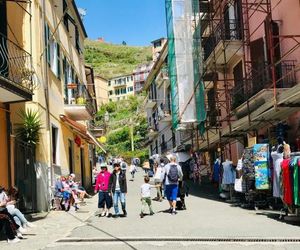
top-left (67, 210), bottom-right (138, 250)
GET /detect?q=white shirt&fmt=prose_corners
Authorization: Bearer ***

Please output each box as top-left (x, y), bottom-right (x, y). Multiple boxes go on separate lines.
top-left (154, 166), bottom-right (163, 181)
top-left (115, 172), bottom-right (120, 191)
top-left (0, 192), bottom-right (7, 203)
top-left (141, 183), bottom-right (152, 198)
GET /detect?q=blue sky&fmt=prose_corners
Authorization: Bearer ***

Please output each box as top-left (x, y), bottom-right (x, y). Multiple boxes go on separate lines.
top-left (75, 0), bottom-right (167, 46)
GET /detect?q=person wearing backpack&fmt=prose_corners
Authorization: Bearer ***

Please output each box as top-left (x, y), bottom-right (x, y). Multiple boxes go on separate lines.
top-left (163, 155), bottom-right (183, 215)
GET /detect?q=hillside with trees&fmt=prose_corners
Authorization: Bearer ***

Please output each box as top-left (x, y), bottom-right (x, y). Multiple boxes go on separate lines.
top-left (95, 95), bottom-right (149, 162)
top-left (84, 40), bottom-right (152, 79)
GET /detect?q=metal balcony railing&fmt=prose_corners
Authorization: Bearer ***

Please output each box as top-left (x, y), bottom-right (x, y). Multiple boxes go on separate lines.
top-left (64, 84), bottom-right (96, 115)
top-left (0, 32), bottom-right (33, 92)
top-left (203, 19), bottom-right (242, 61)
top-left (231, 60), bottom-right (297, 109)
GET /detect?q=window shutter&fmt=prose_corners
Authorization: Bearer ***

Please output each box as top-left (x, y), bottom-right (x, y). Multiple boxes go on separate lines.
top-left (57, 43), bottom-right (61, 79)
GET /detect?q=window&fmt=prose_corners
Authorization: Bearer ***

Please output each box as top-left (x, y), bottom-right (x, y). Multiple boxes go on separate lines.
top-left (45, 23), bottom-right (61, 79)
top-left (109, 90), bottom-right (113, 95)
top-left (131, 76), bottom-right (133, 81)
top-left (153, 40), bottom-right (161, 48)
top-left (121, 88), bottom-right (127, 94)
top-left (108, 81), bottom-right (111, 86)
top-left (52, 126), bottom-right (58, 164)
top-left (75, 27), bottom-right (80, 53)
top-left (63, 0), bottom-right (69, 31)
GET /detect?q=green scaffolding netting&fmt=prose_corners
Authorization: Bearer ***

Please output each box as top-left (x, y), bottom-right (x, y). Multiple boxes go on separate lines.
top-left (165, 0), bottom-right (206, 135)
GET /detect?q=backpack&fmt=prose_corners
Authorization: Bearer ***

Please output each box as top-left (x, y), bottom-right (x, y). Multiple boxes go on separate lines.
top-left (167, 164), bottom-right (179, 182)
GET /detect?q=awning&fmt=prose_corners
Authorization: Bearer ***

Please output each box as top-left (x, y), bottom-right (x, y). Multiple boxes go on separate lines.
top-left (60, 115), bottom-right (91, 142)
top-left (60, 115), bottom-right (107, 153)
top-left (87, 130), bottom-right (107, 154)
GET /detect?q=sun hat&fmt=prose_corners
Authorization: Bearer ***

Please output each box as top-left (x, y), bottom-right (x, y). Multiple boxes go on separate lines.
top-left (100, 162), bottom-right (107, 168)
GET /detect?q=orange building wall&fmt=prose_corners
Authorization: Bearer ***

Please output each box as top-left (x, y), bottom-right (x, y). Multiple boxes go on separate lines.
top-left (0, 108), bottom-right (9, 188)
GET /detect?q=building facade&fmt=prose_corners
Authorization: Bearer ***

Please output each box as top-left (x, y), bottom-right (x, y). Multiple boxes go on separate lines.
top-left (108, 74), bottom-right (134, 102)
top-left (197, 0), bottom-right (300, 165)
top-left (144, 43), bottom-right (176, 156)
top-left (133, 63), bottom-right (153, 94)
top-left (94, 75), bottom-right (109, 106)
top-left (1, 0), bottom-right (100, 212)
top-left (0, 0), bottom-right (34, 189)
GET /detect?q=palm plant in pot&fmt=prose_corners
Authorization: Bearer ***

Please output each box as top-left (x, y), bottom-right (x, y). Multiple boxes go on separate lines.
top-left (15, 109), bottom-right (42, 145)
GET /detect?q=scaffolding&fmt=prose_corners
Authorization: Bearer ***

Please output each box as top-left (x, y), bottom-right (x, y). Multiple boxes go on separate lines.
top-left (165, 0), bottom-right (207, 133)
top-left (198, 0), bottom-right (300, 161)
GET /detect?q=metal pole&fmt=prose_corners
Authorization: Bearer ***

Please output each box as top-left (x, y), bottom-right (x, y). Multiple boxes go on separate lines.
top-left (130, 118), bottom-right (134, 152)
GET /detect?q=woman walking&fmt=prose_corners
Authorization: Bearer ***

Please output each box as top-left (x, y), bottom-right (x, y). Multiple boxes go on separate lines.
top-left (94, 163), bottom-right (112, 217)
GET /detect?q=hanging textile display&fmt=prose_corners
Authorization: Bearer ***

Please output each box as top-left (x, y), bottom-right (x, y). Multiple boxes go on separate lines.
top-left (253, 144), bottom-right (269, 190)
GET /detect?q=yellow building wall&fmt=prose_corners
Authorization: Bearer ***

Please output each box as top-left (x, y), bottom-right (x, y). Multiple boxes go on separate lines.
top-left (0, 107), bottom-right (9, 188)
top-left (60, 123), bottom-right (92, 189)
top-left (95, 77), bottom-right (109, 106)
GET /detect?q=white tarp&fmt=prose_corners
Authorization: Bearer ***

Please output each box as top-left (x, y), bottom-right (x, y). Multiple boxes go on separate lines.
top-left (171, 0), bottom-right (197, 123)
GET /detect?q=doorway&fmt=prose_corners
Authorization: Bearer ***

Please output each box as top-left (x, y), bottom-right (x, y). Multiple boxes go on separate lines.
top-left (80, 148), bottom-right (85, 188)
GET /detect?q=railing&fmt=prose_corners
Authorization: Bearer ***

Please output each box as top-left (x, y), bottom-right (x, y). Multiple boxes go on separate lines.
top-left (231, 60), bottom-right (297, 109)
top-left (203, 19), bottom-right (242, 61)
top-left (0, 32), bottom-right (33, 92)
top-left (64, 84), bottom-right (96, 115)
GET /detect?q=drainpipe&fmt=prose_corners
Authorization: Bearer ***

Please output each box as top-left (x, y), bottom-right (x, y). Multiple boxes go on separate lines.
top-left (41, 0), bottom-right (53, 208)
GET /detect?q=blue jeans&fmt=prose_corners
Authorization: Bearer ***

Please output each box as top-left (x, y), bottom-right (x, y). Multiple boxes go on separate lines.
top-left (113, 191), bottom-right (126, 215)
top-left (7, 205), bottom-right (28, 226)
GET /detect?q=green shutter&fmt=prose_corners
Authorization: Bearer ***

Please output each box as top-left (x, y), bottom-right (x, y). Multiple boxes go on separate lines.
top-left (57, 43), bottom-right (61, 79)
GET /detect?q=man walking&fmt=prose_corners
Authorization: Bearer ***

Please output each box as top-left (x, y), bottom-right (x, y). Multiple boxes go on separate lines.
top-left (108, 162), bottom-right (127, 218)
top-left (163, 156), bottom-right (183, 215)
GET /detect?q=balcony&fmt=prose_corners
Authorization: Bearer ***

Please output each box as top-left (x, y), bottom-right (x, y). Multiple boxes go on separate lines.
top-left (148, 124), bottom-right (159, 139)
top-left (145, 98), bottom-right (157, 109)
top-left (0, 33), bottom-right (33, 103)
top-left (203, 19), bottom-right (243, 67)
top-left (64, 84), bottom-right (96, 121)
top-left (155, 66), bottom-right (170, 88)
top-left (231, 60), bottom-right (297, 117)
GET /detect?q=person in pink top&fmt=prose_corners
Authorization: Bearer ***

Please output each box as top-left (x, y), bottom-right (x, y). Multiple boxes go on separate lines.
top-left (94, 163), bottom-right (112, 217)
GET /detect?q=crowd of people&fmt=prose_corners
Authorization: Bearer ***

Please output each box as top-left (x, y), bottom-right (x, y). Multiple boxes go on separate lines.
top-left (54, 173), bottom-right (91, 212)
top-left (93, 155), bottom-right (188, 219)
top-left (0, 186), bottom-right (36, 244)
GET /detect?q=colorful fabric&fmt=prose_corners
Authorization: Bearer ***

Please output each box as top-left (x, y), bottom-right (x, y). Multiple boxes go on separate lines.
top-left (293, 157), bottom-right (299, 205)
top-left (282, 159), bottom-right (293, 206)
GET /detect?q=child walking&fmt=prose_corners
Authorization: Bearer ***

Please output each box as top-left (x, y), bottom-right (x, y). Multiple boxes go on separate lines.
top-left (140, 177), bottom-right (156, 218)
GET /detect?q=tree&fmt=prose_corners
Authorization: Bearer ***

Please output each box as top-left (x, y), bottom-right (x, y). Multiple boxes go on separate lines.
top-left (122, 41), bottom-right (127, 46)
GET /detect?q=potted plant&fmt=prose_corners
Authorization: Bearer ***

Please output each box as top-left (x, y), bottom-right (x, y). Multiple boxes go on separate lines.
top-left (15, 109), bottom-right (42, 145)
top-left (76, 97), bottom-right (86, 105)
top-left (20, 67), bottom-right (34, 88)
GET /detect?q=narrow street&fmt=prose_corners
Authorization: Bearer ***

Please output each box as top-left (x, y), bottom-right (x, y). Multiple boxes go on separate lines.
top-left (2, 169), bottom-right (300, 250)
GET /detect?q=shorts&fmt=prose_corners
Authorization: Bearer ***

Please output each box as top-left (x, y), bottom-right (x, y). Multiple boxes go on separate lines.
top-left (165, 184), bottom-right (178, 201)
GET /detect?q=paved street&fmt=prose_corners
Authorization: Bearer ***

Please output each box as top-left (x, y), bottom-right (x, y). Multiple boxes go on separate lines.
top-left (2, 169), bottom-right (300, 249)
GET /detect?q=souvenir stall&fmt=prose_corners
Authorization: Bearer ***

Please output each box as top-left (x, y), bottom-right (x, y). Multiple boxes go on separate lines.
top-left (279, 144), bottom-right (300, 220)
top-left (234, 144), bottom-right (272, 209)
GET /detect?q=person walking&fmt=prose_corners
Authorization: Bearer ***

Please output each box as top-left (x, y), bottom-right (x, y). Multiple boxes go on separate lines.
top-left (163, 155), bottom-right (183, 215)
top-left (140, 176), bottom-right (155, 218)
top-left (94, 163), bottom-right (112, 217)
top-left (108, 162), bottom-right (127, 218)
top-left (153, 162), bottom-right (163, 201)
